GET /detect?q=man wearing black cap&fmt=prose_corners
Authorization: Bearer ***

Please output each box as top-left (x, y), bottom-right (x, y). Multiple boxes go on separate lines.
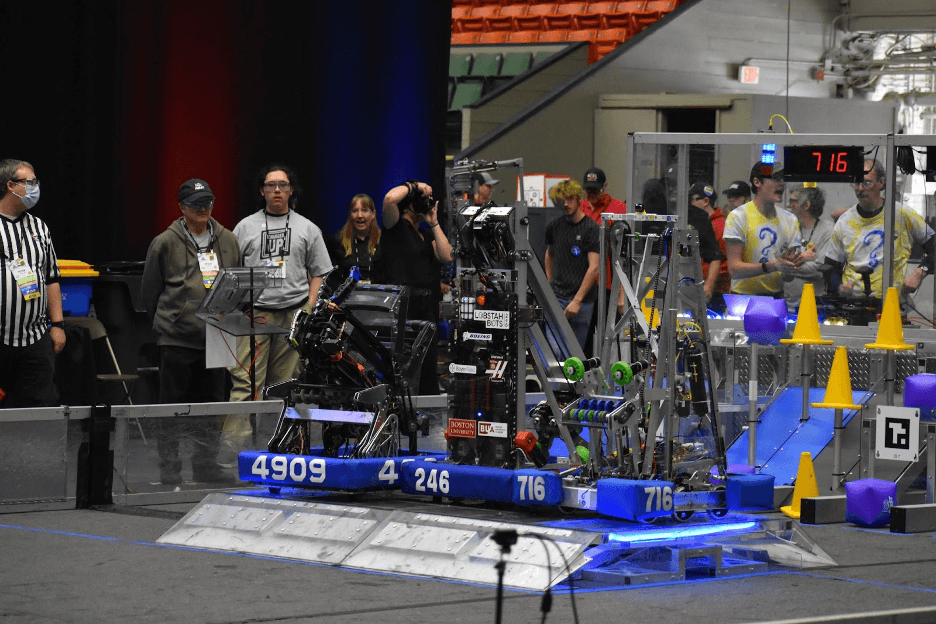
top-left (688, 183), bottom-right (727, 304)
top-left (581, 167), bottom-right (626, 223)
top-left (473, 172), bottom-right (499, 205)
top-left (722, 180), bottom-right (751, 210)
top-left (722, 162), bottom-right (804, 297)
top-left (580, 167), bottom-right (627, 354)
top-left (141, 178), bottom-right (240, 484)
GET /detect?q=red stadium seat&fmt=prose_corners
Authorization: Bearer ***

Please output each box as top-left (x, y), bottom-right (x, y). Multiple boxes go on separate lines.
top-left (515, 3), bottom-right (556, 30)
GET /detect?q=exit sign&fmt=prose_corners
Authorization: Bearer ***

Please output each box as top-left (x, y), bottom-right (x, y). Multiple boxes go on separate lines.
top-left (739, 65), bottom-right (760, 84)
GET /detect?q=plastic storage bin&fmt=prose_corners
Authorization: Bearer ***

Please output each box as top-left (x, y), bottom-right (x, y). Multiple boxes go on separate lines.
top-left (58, 260), bottom-right (99, 317)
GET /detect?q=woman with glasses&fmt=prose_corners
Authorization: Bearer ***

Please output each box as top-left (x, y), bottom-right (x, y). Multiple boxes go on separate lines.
top-left (326, 194), bottom-right (384, 284)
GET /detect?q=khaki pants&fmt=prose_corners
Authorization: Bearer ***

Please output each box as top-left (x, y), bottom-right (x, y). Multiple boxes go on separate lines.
top-left (224, 303), bottom-right (309, 444)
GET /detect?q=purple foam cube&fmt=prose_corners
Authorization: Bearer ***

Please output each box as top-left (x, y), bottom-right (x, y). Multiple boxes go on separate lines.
top-left (904, 374), bottom-right (936, 421)
top-left (743, 296), bottom-right (789, 345)
top-left (845, 478), bottom-right (896, 528)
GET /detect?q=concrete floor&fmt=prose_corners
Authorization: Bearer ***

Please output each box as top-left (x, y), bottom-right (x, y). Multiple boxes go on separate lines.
top-left (3, 493), bottom-right (936, 624)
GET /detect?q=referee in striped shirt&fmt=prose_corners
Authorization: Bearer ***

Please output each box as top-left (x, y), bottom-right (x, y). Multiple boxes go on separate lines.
top-left (0, 159), bottom-right (65, 407)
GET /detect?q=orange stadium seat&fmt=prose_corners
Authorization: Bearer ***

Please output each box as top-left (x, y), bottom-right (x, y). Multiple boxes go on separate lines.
top-left (486, 4), bottom-right (528, 31)
top-left (543, 3), bottom-right (588, 30)
top-left (537, 29), bottom-right (569, 42)
top-left (576, 2), bottom-right (616, 29)
top-left (507, 30), bottom-right (541, 43)
top-left (515, 3), bottom-right (556, 30)
top-left (451, 31), bottom-right (482, 45)
top-left (566, 28), bottom-right (598, 42)
top-left (479, 30), bottom-right (510, 44)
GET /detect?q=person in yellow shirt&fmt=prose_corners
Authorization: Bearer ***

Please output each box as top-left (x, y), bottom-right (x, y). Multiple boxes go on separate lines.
top-left (723, 161), bottom-right (807, 297)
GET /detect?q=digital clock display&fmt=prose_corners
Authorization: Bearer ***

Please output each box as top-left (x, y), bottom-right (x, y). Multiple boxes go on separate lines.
top-left (783, 145), bottom-right (865, 182)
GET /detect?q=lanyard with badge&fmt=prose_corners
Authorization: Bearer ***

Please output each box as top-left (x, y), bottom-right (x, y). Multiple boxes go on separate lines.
top-left (5, 218), bottom-right (41, 300)
top-left (264, 209), bottom-right (289, 277)
top-left (183, 220), bottom-right (219, 288)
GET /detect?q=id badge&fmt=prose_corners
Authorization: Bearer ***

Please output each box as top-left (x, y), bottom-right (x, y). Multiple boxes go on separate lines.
top-left (198, 251), bottom-right (220, 288)
top-left (267, 257), bottom-right (286, 278)
top-left (10, 257), bottom-right (40, 301)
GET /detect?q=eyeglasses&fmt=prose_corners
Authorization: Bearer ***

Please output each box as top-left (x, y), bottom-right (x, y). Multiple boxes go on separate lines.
top-left (184, 201), bottom-right (214, 210)
top-left (263, 181), bottom-right (292, 191)
top-left (12, 178), bottom-right (40, 187)
top-left (852, 178), bottom-right (877, 188)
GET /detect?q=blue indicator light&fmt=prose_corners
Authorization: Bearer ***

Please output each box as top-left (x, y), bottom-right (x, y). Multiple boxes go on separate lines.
top-left (607, 520), bottom-right (759, 544)
top-left (761, 143), bottom-right (777, 165)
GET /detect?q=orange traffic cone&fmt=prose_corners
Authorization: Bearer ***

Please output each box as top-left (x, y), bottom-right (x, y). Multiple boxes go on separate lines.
top-left (781, 283), bottom-right (833, 346)
top-left (781, 451), bottom-right (819, 519)
top-left (866, 287), bottom-right (913, 351)
top-left (811, 346), bottom-right (861, 411)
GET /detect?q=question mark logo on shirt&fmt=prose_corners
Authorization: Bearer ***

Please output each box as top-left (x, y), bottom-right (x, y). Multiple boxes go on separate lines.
top-left (864, 230), bottom-right (884, 269)
top-left (758, 227), bottom-right (778, 262)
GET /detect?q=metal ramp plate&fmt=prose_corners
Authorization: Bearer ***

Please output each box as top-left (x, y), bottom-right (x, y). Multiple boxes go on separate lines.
top-left (157, 493), bottom-right (599, 591)
top-left (159, 494), bottom-right (836, 591)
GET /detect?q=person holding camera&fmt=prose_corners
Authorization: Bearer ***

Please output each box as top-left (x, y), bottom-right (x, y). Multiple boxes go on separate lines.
top-left (382, 180), bottom-right (453, 394)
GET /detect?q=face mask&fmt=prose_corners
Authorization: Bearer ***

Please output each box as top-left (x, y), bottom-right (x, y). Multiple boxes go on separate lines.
top-left (12, 183), bottom-right (40, 210)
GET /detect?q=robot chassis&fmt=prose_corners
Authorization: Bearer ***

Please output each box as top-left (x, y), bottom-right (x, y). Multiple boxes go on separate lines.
top-left (433, 174), bottom-right (731, 522)
top-left (238, 269), bottom-right (444, 493)
top-left (237, 160), bottom-right (744, 522)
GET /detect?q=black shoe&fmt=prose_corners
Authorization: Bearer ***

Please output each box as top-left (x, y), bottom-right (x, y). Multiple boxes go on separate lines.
top-left (193, 466), bottom-right (238, 484)
top-left (161, 472), bottom-right (182, 485)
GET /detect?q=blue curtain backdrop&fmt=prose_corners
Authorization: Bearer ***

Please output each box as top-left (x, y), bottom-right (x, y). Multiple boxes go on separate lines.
top-left (2, 0), bottom-right (451, 264)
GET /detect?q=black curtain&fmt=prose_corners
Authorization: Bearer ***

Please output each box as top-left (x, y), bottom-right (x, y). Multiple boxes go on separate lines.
top-left (3, 0), bottom-right (451, 264)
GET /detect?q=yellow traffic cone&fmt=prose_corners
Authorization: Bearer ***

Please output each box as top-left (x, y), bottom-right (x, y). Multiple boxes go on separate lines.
top-left (781, 451), bottom-right (819, 519)
top-left (781, 283), bottom-right (833, 346)
top-left (811, 346), bottom-right (861, 410)
top-left (866, 287), bottom-right (913, 351)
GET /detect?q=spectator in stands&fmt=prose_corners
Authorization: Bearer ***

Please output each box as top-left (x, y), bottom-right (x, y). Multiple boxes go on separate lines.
top-left (689, 183), bottom-right (729, 307)
top-left (473, 172), bottom-right (498, 205)
top-left (783, 184), bottom-right (830, 308)
top-left (382, 179), bottom-right (454, 394)
top-left (824, 158), bottom-right (935, 298)
top-left (722, 180), bottom-right (752, 210)
top-left (0, 159), bottom-right (65, 408)
top-left (545, 180), bottom-right (600, 350)
top-left (327, 193), bottom-right (384, 284)
top-left (141, 178), bottom-right (240, 484)
top-left (723, 161), bottom-right (804, 297)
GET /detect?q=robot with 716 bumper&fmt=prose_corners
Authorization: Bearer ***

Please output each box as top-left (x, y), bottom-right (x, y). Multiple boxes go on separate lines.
top-left (238, 175), bottom-right (772, 522)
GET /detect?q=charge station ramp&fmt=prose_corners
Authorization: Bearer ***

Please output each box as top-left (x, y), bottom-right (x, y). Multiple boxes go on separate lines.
top-left (158, 492), bottom-right (597, 591)
top-left (726, 386), bottom-right (867, 483)
top-left (158, 493), bottom-right (835, 590)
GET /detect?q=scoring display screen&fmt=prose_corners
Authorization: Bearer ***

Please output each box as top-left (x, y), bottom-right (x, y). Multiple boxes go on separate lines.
top-left (783, 145), bottom-right (865, 182)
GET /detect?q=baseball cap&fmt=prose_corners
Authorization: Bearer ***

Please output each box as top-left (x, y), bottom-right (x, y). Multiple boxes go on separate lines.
top-left (178, 179), bottom-right (215, 206)
top-left (749, 161), bottom-right (785, 185)
top-left (723, 180), bottom-right (752, 198)
top-left (583, 167), bottom-right (606, 191)
top-left (476, 172), bottom-right (499, 186)
top-left (688, 183), bottom-right (716, 201)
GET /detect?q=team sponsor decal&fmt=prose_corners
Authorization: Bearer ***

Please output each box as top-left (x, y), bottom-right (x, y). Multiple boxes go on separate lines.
top-left (447, 418), bottom-right (477, 438)
top-left (473, 309), bottom-right (510, 329)
top-left (449, 363), bottom-right (478, 374)
top-left (486, 356), bottom-right (508, 381)
top-left (463, 332), bottom-right (493, 341)
top-left (478, 421), bottom-right (508, 438)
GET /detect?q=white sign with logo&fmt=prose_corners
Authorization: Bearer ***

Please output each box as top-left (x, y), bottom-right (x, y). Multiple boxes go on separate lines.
top-left (875, 405), bottom-right (919, 462)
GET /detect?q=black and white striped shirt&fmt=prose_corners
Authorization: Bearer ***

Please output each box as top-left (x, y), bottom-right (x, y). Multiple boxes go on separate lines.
top-left (0, 212), bottom-right (60, 347)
